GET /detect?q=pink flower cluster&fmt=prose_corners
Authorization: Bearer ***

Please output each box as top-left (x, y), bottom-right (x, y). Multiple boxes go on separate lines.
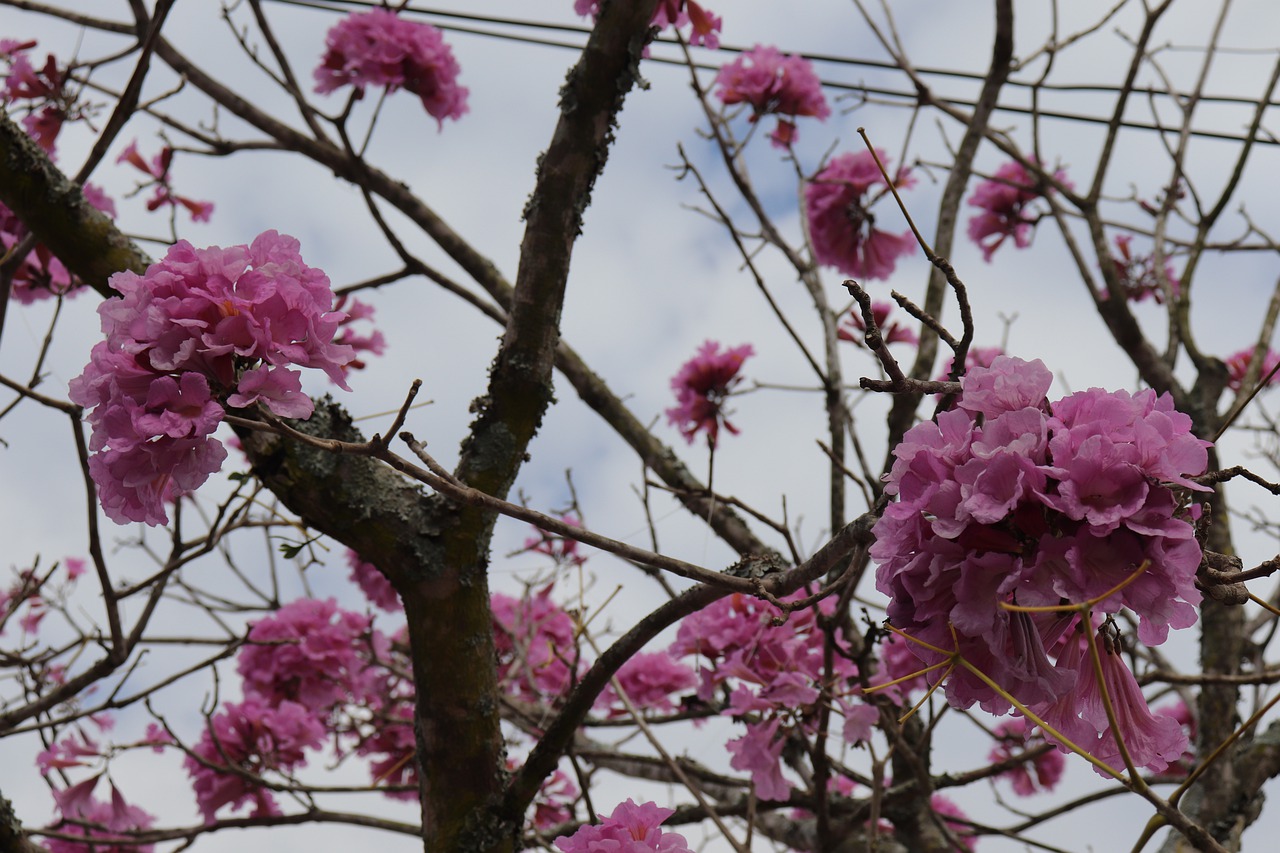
top-left (597, 651), bottom-right (697, 718)
top-left (1226, 347), bottom-right (1280, 393)
top-left (987, 718), bottom-right (1065, 796)
top-left (670, 592), bottom-right (874, 800)
top-left (555, 799), bottom-right (694, 853)
top-left (574, 1), bottom-right (722, 50)
top-left (967, 160), bottom-right (1069, 261)
top-left (314, 8), bottom-right (468, 127)
top-left (492, 585), bottom-right (580, 703)
top-left (666, 340), bottom-right (754, 448)
top-left (68, 232), bottom-right (356, 526)
top-left (936, 346), bottom-right (1004, 384)
top-left (346, 548), bottom-right (401, 612)
top-left (332, 294), bottom-right (388, 374)
top-left (236, 598), bottom-right (380, 711)
top-left (2, 183), bottom-right (115, 305)
top-left (2, 38), bottom-right (77, 153)
top-left (1105, 234), bottom-right (1180, 304)
top-left (186, 598), bottom-right (398, 819)
top-left (872, 355), bottom-right (1207, 772)
top-left (185, 697), bottom-right (326, 821)
top-left (805, 150), bottom-right (915, 281)
top-left (46, 776), bottom-right (156, 853)
top-left (838, 299), bottom-right (919, 348)
top-left (714, 44), bottom-right (829, 148)
top-left (117, 140), bottom-right (214, 223)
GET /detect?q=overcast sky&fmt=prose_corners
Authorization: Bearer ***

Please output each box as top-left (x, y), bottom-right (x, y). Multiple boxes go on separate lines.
top-left (4, 1), bottom-right (1280, 851)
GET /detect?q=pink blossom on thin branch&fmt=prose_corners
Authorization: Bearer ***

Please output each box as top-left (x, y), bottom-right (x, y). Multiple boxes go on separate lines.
top-left (714, 44), bottom-right (829, 148)
top-left (966, 160), bottom-right (1070, 261)
top-left (665, 340), bottom-right (754, 448)
top-left (806, 150), bottom-right (916, 280)
top-left (116, 140), bottom-right (214, 223)
top-left (314, 8), bottom-right (468, 127)
top-left (45, 777), bottom-right (156, 853)
top-left (1104, 233), bottom-right (1181, 304)
top-left (1226, 347), bottom-right (1280, 393)
top-left (987, 717), bottom-right (1065, 796)
top-left (839, 299), bottom-right (919, 348)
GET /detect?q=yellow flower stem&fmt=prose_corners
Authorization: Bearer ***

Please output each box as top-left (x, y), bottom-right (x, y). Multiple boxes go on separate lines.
top-left (885, 623), bottom-right (1124, 779)
top-left (951, 649), bottom-right (1125, 781)
top-left (1248, 590), bottom-right (1280, 617)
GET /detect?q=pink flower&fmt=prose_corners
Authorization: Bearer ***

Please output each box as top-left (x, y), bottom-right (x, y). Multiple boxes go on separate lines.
top-left (64, 557), bottom-right (86, 581)
top-left (1226, 347), bottom-right (1280, 393)
top-left (727, 717), bottom-right (791, 801)
top-left (2, 43), bottom-right (76, 154)
top-left (523, 514), bottom-right (588, 567)
top-left (314, 8), bottom-right (468, 127)
top-left (142, 722), bottom-right (174, 753)
top-left (3, 182), bottom-right (114, 304)
top-left (575, 1), bottom-right (722, 50)
top-left (555, 799), bottom-right (694, 853)
top-left (654, 0), bottom-right (721, 49)
top-left (492, 586), bottom-right (579, 703)
top-left (346, 549), bottom-right (401, 612)
top-left (1030, 624), bottom-right (1188, 776)
top-left (597, 651), bottom-right (697, 717)
top-left (967, 159), bottom-right (1070, 261)
top-left (1154, 698), bottom-right (1197, 774)
top-left (237, 598), bottom-right (378, 714)
top-left (532, 767), bottom-right (580, 829)
top-left (36, 732), bottom-right (101, 774)
top-left (69, 232), bottom-right (354, 526)
top-left (1105, 234), bottom-right (1180, 303)
top-left (805, 151), bottom-right (915, 280)
top-left (87, 437), bottom-right (228, 526)
top-left (665, 340), bottom-right (754, 448)
top-left (184, 698), bottom-right (325, 822)
top-left (117, 139), bottom-right (214, 223)
top-left (226, 364), bottom-right (313, 418)
top-left (872, 356), bottom-right (1208, 727)
top-left (332, 295), bottom-right (387, 374)
top-left (987, 717), bottom-right (1065, 796)
top-left (926, 795), bottom-right (976, 851)
top-left (46, 778), bottom-right (156, 853)
top-left (714, 45), bottom-right (829, 148)
top-left (838, 300), bottom-right (919, 348)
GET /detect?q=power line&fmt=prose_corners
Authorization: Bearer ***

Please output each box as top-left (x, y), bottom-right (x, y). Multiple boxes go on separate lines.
top-left (263, 0), bottom-right (1280, 147)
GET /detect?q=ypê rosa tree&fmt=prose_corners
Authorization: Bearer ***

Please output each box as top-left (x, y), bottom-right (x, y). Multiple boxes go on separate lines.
top-left (3, 3), bottom-right (1280, 853)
